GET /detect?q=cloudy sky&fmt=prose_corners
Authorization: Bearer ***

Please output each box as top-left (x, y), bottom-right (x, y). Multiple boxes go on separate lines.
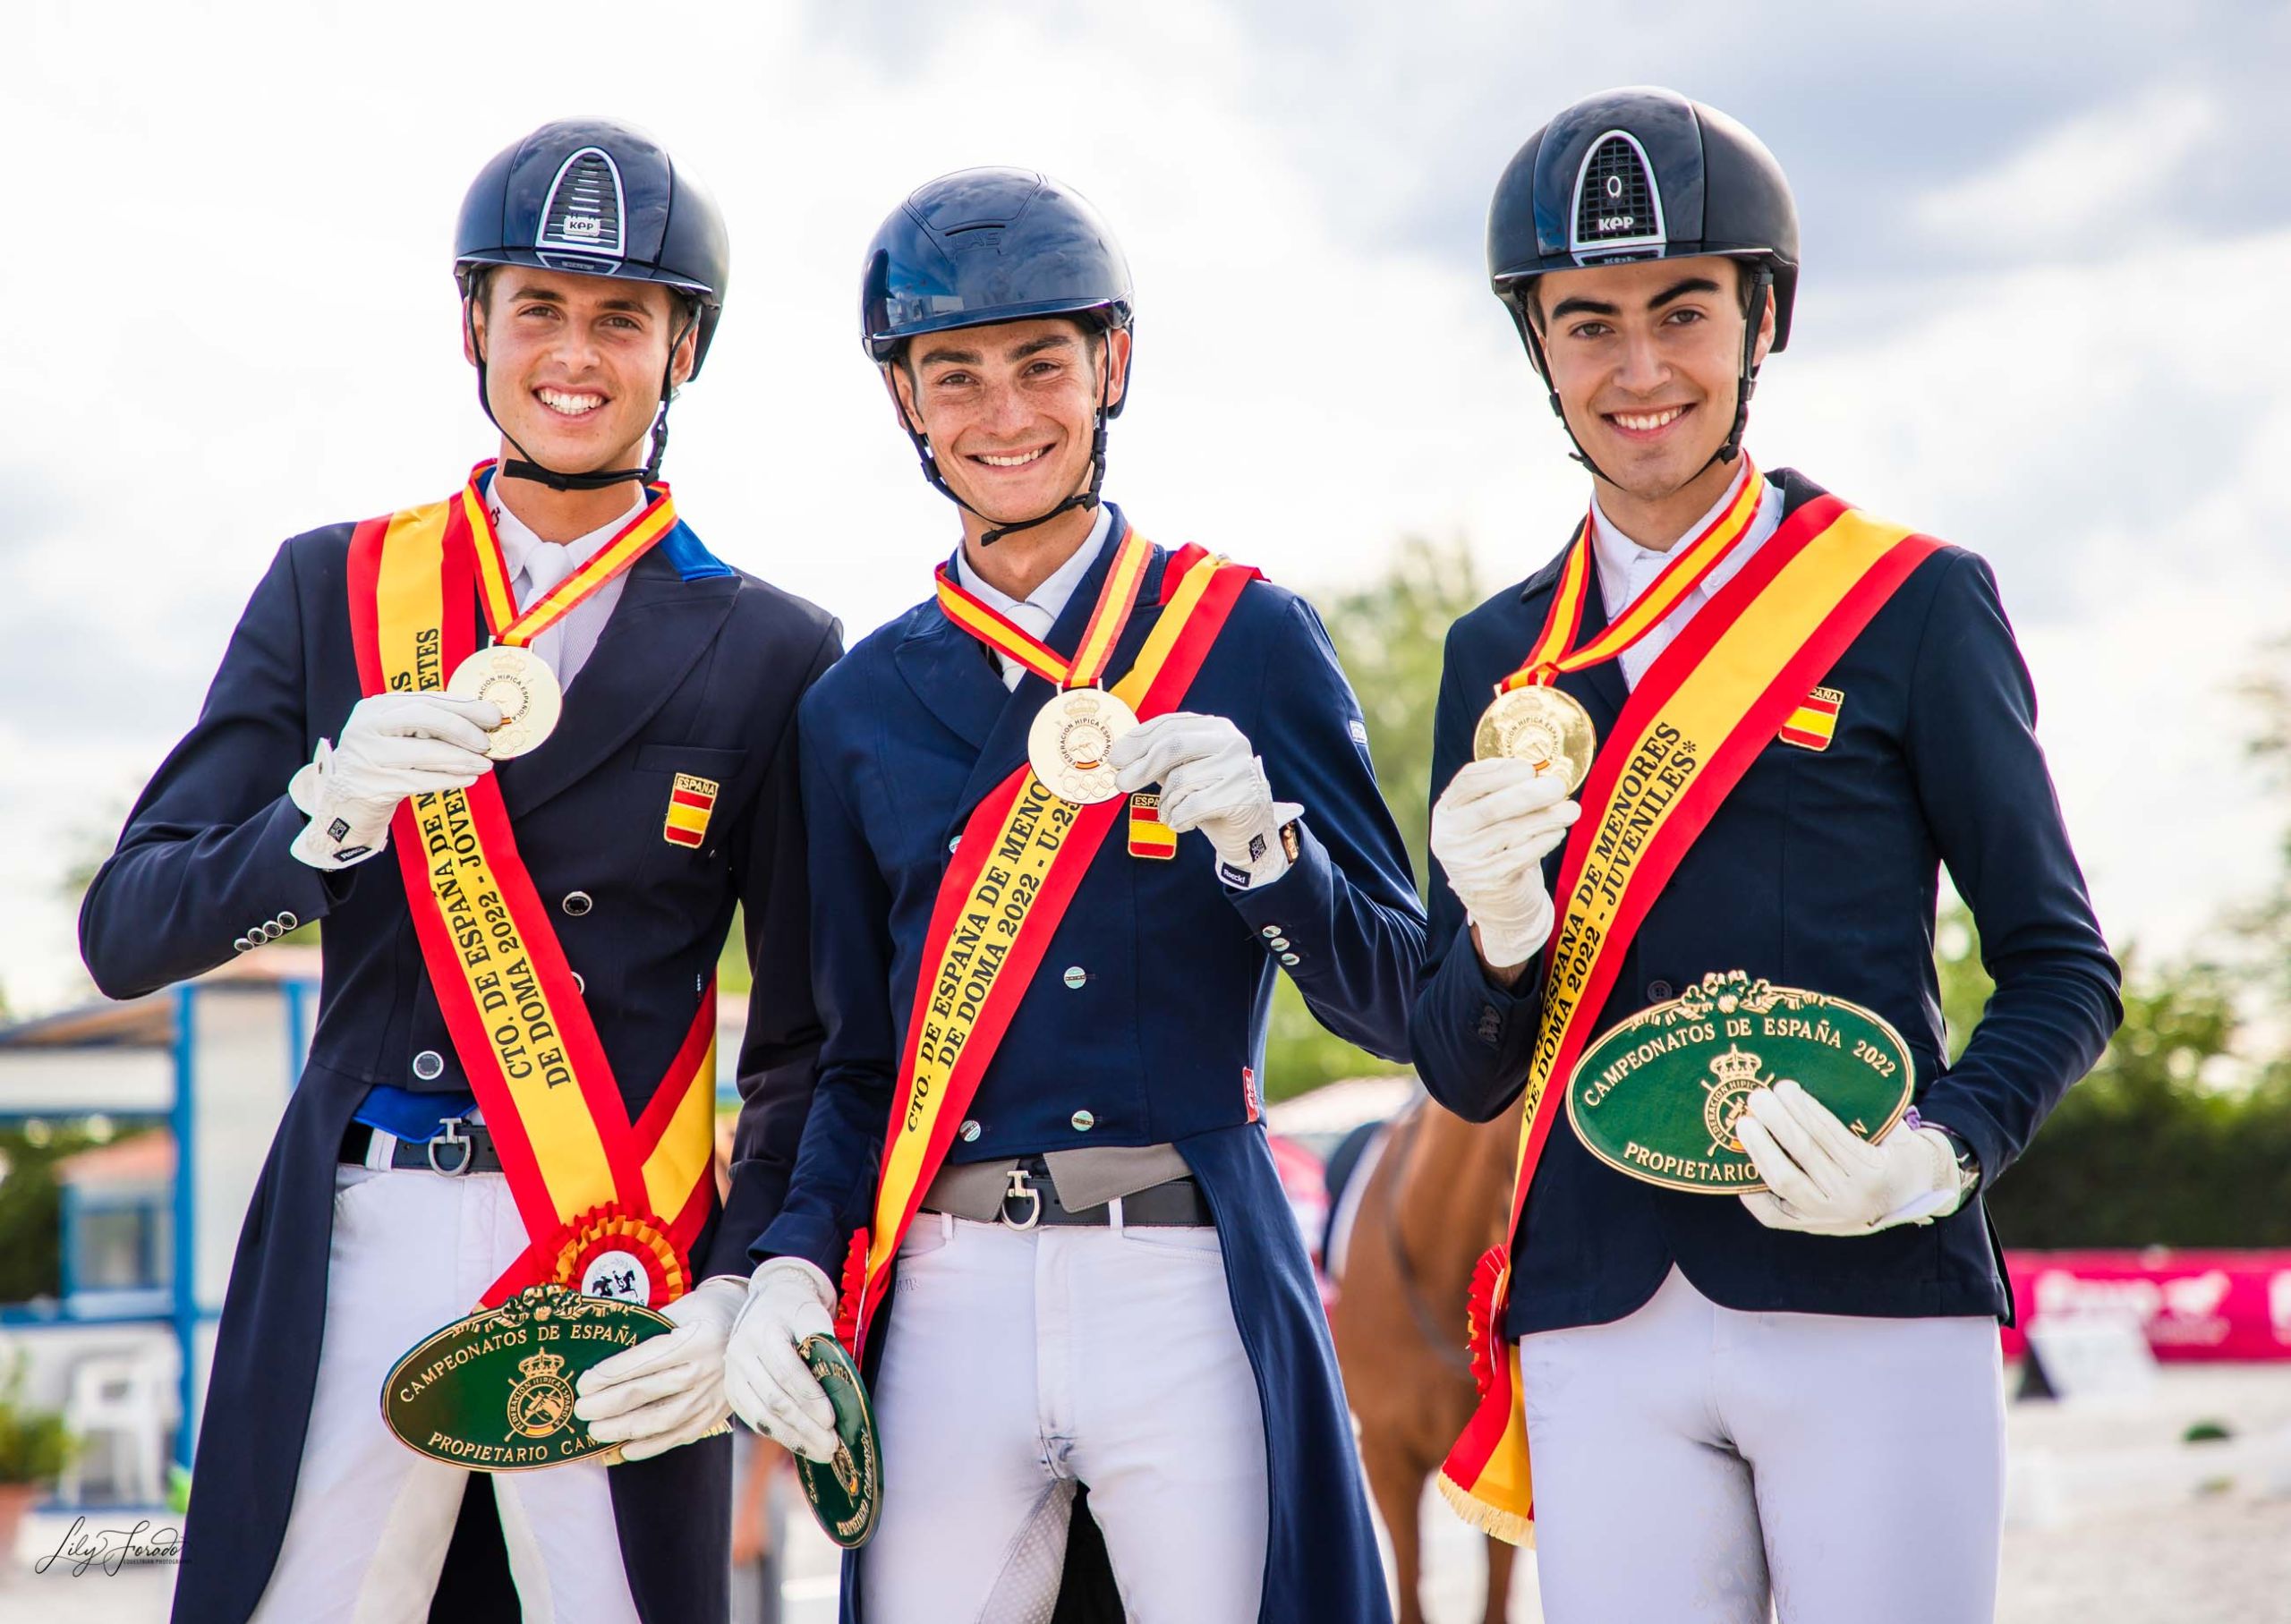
top-left (4, 0), bottom-right (2287, 1013)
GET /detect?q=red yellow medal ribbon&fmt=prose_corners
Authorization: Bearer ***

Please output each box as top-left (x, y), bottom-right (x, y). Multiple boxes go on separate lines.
top-left (1497, 459), bottom-right (1767, 698)
top-left (932, 527), bottom-right (1154, 688)
top-left (1437, 493), bottom-right (1939, 1543)
top-left (460, 459), bottom-right (681, 649)
top-left (847, 543), bottom-right (1256, 1351)
top-left (346, 482), bottom-right (720, 1309)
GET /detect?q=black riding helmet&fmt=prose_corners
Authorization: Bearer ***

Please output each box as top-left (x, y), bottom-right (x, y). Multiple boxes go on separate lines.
top-left (1486, 88), bottom-right (1799, 480)
top-left (861, 167), bottom-right (1133, 545)
top-left (455, 118), bottom-right (730, 490)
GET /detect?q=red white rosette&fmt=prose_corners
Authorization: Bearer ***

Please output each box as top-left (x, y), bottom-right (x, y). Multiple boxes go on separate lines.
top-left (550, 1204), bottom-right (691, 1308)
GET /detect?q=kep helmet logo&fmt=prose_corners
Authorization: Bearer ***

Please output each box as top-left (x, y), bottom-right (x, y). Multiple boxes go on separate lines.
top-left (1568, 131), bottom-right (1666, 263)
top-left (535, 148), bottom-right (626, 260)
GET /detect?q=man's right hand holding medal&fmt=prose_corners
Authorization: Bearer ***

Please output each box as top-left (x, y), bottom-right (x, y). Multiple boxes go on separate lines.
top-left (1430, 758), bottom-right (1580, 985)
top-left (287, 693), bottom-right (502, 870)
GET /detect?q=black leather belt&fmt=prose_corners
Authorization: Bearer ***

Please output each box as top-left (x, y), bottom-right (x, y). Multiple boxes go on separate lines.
top-left (339, 1119), bottom-right (506, 1176)
top-left (927, 1158), bottom-right (1214, 1230)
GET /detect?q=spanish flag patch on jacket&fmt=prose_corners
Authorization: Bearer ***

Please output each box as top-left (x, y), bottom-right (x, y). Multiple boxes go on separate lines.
top-left (1778, 686), bottom-right (1844, 752)
top-left (1128, 793), bottom-right (1177, 859)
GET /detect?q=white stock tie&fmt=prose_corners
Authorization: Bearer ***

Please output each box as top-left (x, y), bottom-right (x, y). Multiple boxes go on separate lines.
top-left (518, 541), bottom-right (575, 680)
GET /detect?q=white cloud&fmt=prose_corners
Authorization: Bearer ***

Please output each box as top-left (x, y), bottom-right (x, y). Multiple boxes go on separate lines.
top-left (1912, 84), bottom-right (2220, 255)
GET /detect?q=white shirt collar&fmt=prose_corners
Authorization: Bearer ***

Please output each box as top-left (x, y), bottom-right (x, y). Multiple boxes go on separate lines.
top-left (1587, 461), bottom-right (1752, 592)
top-left (486, 475), bottom-right (646, 591)
top-left (952, 505), bottom-right (1116, 633)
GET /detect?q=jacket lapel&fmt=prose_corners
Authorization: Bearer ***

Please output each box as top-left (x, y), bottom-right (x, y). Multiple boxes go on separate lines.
top-left (496, 548), bottom-right (737, 817)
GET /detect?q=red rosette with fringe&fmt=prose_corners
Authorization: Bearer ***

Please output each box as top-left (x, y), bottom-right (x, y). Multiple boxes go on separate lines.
top-left (549, 1203), bottom-right (691, 1308)
top-left (1464, 1242), bottom-right (1509, 1398)
top-left (834, 1228), bottom-right (870, 1345)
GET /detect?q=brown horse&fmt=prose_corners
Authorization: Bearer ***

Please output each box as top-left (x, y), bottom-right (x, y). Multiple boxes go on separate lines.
top-left (1330, 1093), bottom-right (1523, 1624)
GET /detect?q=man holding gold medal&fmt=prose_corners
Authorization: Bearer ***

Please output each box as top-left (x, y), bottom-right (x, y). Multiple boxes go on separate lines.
top-left (1410, 89), bottom-right (2123, 1620)
top-left (721, 168), bottom-right (1423, 1620)
top-left (80, 119), bottom-right (839, 1620)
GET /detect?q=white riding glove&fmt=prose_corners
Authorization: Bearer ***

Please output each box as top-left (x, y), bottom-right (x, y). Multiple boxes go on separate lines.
top-left (1736, 1079), bottom-right (1970, 1236)
top-left (722, 1257), bottom-right (841, 1463)
top-left (570, 1275), bottom-right (744, 1461)
top-left (288, 693), bottom-right (501, 869)
top-left (1109, 712), bottom-right (1302, 889)
top-left (1430, 758), bottom-right (1580, 972)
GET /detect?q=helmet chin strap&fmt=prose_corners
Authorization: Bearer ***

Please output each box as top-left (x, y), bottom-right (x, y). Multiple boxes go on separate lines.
top-left (1515, 260), bottom-right (1770, 505)
top-left (464, 299), bottom-right (691, 492)
top-left (896, 336), bottom-right (1115, 547)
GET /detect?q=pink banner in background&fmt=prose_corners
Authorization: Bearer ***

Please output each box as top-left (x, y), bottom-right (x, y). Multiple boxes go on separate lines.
top-left (2001, 1251), bottom-right (2291, 1361)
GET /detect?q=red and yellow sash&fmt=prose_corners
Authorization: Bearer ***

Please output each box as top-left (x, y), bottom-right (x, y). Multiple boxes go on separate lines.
top-left (839, 537), bottom-right (1255, 1350)
top-left (346, 468), bottom-right (720, 1309)
top-left (1495, 460), bottom-right (1766, 700)
top-left (1438, 492), bottom-right (1939, 1543)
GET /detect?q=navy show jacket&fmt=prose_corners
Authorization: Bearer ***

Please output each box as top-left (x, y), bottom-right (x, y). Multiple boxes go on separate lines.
top-left (758, 506), bottom-right (1422, 1623)
top-left (1409, 470), bottom-right (2123, 1339)
top-left (80, 508), bottom-right (839, 1624)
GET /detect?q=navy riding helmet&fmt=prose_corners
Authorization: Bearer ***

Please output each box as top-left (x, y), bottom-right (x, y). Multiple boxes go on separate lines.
top-left (1486, 88), bottom-right (1799, 474)
top-left (860, 168), bottom-right (1135, 545)
top-left (454, 118), bottom-right (730, 488)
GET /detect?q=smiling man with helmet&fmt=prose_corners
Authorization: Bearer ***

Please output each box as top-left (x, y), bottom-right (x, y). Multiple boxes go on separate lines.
top-left (720, 167), bottom-right (1423, 1622)
top-left (81, 118), bottom-right (839, 1621)
top-left (1409, 88), bottom-right (2121, 1620)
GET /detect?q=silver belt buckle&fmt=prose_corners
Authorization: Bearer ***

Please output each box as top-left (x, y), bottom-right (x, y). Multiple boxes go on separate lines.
top-left (426, 1117), bottom-right (476, 1177)
top-left (1000, 1167), bottom-right (1043, 1230)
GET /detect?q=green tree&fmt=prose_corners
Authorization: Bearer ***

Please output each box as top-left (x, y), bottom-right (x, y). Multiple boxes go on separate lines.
top-left (1260, 535), bottom-right (1484, 1099)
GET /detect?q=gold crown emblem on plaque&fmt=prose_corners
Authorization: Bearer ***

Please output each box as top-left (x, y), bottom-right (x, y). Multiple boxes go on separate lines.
top-left (1707, 1046), bottom-right (1764, 1086)
top-left (518, 1350), bottom-right (567, 1382)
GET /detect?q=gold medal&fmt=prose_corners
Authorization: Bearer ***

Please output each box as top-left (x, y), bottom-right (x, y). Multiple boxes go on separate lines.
top-left (1474, 684), bottom-right (1597, 793)
top-left (1027, 686), bottom-right (1138, 805)
top-left (448, 645), bottom-right (563, 760)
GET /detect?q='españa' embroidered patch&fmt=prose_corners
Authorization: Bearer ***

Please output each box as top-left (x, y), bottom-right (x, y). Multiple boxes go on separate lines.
top-left (663, 775), bottom-right (719, 848)
top-left (1779, 686), bottom-right (1844, 752)
top-left (1127, 793), bottom-right (1177, 859)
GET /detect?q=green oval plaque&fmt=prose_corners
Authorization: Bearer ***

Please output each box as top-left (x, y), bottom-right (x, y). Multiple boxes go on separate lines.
top-left (381, 1282), bottom-right (676, 1471)
top-left (1565, 970), bottom-right (1915, 1194)
top-left (793, 1333), bottom-right (881, 1549)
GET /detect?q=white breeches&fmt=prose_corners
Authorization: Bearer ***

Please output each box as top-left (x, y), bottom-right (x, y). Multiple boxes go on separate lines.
top-left (859, 1212), bottom-right (1271, 1624)
top-left (251, 1165), bottom-right (641, 1624)
top-left (1520, 1264), bottom-right (2005, 1624)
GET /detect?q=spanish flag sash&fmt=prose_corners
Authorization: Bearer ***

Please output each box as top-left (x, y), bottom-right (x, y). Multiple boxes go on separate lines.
top-left (839, 538), bottom-right (1256, 1350)
top-left (345, 470), bottom-right (721, 1310)
top-left (1437, 491), bottom-right (1940, 1543)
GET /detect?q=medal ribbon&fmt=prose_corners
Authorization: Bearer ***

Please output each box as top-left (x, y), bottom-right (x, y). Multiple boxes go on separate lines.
top-left (848, 544), bottom-right (1256, 1352)
top-left (346, 485), bottom-right (721, 1308)
top-left (1437, 494), bottom-right (1939, 1543)
top-left (461, 459), bottom-right (682, 649)
top-left (1496, 460), bottom-right (1766, 696)
top-left (932, 527), bottom-right (1155, 688)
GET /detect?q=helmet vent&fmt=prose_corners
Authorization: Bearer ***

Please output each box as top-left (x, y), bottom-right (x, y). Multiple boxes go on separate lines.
top-left (1569, 132), bottom-right (1666, 263)
top-left (536, 148), bottom-right (626, 260)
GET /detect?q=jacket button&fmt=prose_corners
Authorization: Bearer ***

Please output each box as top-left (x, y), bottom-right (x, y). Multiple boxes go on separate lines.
top-left (1261, 925), bottom-right (1281, 939)
top-left (232, 936), bottom-right (252, 954)
top-left (1279, 952), bottom-right (1300, 967)
top-left (1268, 936), bottom-right (1290, 951)
top-left (1070, 1110), bottom-right (1095, 1133)
top-left (959, 1119), bottom-right (981, 1143)
top-left (1647, 980), bottom-right (1674, 1002)
top-left (562, 891), bottom-right (593, 917)
top-left (571, 972), bottom-right (585, 994)
top-left (275, 912), bottom-right (298, 931)
top-left (1062, 966), bottom-right (1087, 990)
top-left (949, 835), bottom-right (962, 854)
top-left (412, 1050), bottom-right (446, 1081)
